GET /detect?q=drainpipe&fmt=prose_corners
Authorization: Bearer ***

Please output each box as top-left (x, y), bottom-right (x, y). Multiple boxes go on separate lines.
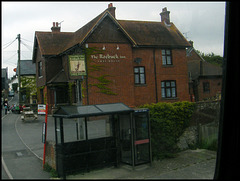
top-left (153, 49), bottom-right (158, 103)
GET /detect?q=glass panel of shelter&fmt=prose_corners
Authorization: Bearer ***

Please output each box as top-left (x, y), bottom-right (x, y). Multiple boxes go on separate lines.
top-left (55, 118), bottom-right (63, 145)
top-left (119, 114), bottom-right (133, 165)
top-left (133, 112), bottom-right (151, 165)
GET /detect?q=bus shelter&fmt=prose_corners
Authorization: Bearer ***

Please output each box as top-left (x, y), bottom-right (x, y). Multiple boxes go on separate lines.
top-left (53, 103), bottom-right (151, 178)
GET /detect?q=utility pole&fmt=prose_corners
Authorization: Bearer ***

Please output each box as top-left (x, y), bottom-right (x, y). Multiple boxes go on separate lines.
top-left (17, 34), bottom-right (21, 104)
top-left (77, 77), bottom-right (84, 139)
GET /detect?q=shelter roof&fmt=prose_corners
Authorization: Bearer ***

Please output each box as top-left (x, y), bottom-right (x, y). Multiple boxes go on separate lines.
top-left (53, 103), bottom-right (134, 118)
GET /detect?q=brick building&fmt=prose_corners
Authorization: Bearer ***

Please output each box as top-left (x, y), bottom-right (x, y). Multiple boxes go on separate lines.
top-left (187, 41), bottom-right (222, 101)
top-left (32, 4), bottom-right (191, 113)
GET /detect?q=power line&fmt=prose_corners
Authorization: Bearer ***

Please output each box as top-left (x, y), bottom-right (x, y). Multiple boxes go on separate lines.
top-left (2, 37), bottom-right (17, 47)
top-left (2, 38), bottom-right (17, 50)
top-left (21, 37), bottom-right (33, 43)
top-left (21, 40), bottom-right (32, 51)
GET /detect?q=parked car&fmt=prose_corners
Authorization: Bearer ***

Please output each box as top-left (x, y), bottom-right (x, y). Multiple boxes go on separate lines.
top-left (21, 106), bottom-right (38, 122)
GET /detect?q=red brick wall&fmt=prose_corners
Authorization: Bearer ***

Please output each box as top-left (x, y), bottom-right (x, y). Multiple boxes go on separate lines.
top-left (83, 43), bottom-right (135, 107)
top-left (198, 77), bottom-right (222, 101)
top-left (133, 48), bottom-right (157, 106)
top-left (158, 49), bottom-right (190, 102)
top-left (133, 48), bottom-right (190, 106)
top-left (82, 44), bottom-right (190, 107)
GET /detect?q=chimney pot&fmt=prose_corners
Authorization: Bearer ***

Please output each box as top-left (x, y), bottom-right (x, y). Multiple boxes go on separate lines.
top-left (107, 3), bottom-right (116, 18)
top-left (51, 22), bottom-right (60, 32)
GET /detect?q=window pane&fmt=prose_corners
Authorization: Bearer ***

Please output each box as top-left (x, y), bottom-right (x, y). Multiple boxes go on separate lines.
top-left (161, 82), bottom-right (165, 87)
top-left (140, 74), bottom-right (145, 84)
top-left (172, 88), bottom-right (176, 97)
top-left (135, 74), bottom-right (139, 84)
top-left (167, 56), bottom-right (171, 64)
top-left (166, 88), bottom-right (171, 97)
top-left (140, 67), bottom-right (144, 73)
top-left (134, 68), bottom-right (139, 73)
top-left (171, 81), bottom-right (175, 87)
top-left (166, 49), bottom-right (170, 55)
top-left (166, 82), bottom-right (170, 87)
top-left (162, 56), bottom-right (166, 65)
top-left (162, 49), bottom-right (166, 55)
top-left (161, 88), bottom-right (165, 98)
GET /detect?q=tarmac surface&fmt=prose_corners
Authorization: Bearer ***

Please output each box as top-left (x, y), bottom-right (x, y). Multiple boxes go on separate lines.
top-left (2, 105), bottom-right (217, 179)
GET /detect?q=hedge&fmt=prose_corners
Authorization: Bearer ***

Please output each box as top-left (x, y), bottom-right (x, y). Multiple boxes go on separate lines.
top-left (139, 101), bottom-right (196, 160)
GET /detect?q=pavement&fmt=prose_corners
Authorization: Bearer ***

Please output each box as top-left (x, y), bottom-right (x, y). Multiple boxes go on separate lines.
top-left (3, 106), bottom-right (217, 179)
top-left (67, 149), bottom-right (216, 179)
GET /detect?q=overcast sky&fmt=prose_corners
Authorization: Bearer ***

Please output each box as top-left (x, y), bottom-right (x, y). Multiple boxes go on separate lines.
top-left (2, 1), bottom-right (226, 78)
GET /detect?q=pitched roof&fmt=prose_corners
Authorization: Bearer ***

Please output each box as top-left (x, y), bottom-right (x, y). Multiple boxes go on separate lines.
top-left (47, 69), bottom-right (68, 84)
top-left (118, 20), bottom-right (190, 47)
top-left (33, 6), bottom-right (191, 58)
top-left (187, 59), bottom-right (222, 80)
top-left (35, 32), bottom-right (74, 56)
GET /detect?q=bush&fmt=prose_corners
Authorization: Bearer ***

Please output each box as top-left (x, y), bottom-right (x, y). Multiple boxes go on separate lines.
top-left (139, 101), bottom-right (196, 160)
top-left (198, 138), bottom-right (218, 151)
top-left (43, 163), bottom-right (58, 178)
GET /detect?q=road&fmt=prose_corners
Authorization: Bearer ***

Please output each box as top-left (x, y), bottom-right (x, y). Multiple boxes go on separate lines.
top-left (1, 94), bottom-right (51, 179)
top-left (1, 94), bottom-right (217, 179)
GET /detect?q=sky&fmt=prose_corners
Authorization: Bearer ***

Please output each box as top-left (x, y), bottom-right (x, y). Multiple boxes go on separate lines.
top-left (2, 1), bottom-right (226, 78)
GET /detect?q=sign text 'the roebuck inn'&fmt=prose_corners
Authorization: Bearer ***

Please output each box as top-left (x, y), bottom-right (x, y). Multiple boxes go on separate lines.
top-left (91, 54), bottom-right (126, 63)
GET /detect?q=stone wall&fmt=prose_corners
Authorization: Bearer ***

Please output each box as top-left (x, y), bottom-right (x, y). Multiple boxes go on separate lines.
top-left (177, 100), bottom-right (220, 150)
top-left (45, 140), bottom-right (56, 170)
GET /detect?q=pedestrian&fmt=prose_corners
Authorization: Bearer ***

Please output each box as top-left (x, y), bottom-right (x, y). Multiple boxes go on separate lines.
top-left (4, 98), bottom-right (8, 115)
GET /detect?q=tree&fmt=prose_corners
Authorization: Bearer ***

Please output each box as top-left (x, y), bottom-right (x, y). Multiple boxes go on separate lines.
top-left (20, 76), bottom-right (37, 103)
top-left (196, 50), bottom-right (223, 67)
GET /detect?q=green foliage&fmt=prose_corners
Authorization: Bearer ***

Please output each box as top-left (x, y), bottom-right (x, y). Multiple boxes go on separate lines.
top-left (43, 163), bottom-right (58, 178)
top-left (196, 50), bottom-right (223, 67)
top-left (83, 47), bottom-right (117, 95)
top-left (68, 82), bottom-right (75, 105)
top-left (20, 76), bottom-right (37, 103)
top-left (89, 74), bottom-right (117, 95)
top-left (198, 138), bottom-right (218, 151)
top-left (139, 101), bottom-right (196, 160)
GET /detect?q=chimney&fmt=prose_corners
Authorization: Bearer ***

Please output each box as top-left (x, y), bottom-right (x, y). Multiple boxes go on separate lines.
top-left (107, 3), bottom-right (116, 18)
top-left (51, 22), bottom-right (61, 33)
top-left (160, 7), bottom-right (170, 24)
top-left (189, 40), bottom-right (194, 47)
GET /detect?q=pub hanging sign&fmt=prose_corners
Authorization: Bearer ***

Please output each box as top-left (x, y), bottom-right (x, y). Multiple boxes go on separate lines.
top-left (69, 55), bottom-right (87, 76)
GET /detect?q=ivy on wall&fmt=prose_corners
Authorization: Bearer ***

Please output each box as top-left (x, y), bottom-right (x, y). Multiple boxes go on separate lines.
top-left (83, 47), bottom-right (118, 96)
top-left (68, 82), bottom-right (75, 105)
